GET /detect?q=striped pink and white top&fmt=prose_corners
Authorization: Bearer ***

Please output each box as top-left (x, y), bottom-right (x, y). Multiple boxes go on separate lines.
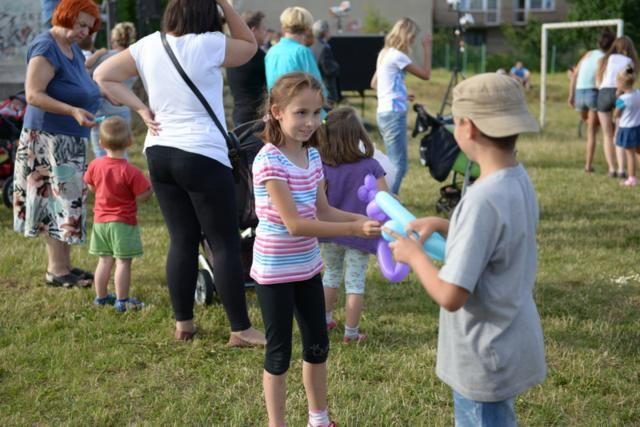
top-left (250, 143), bottom-right (324, 285)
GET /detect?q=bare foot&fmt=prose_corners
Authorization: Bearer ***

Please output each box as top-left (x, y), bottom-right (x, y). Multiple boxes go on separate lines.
top-left (230, 327), bottom-right (266, 346)
top-left (176, 320), bottom-right (196, 333)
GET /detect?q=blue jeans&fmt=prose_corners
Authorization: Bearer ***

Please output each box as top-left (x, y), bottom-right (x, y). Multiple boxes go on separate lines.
top-left (377, 111), bottom-right (408, 194)
top-left (453, 391), bottom-right (517, 427)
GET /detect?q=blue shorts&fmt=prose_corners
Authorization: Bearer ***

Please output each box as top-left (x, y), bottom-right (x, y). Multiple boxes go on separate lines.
top-left (453, 391), bottom-right (517, 427)
top-left (616, 125), bottom-right (640, 149)
top-left (575, 89), bottom-right (598, 111)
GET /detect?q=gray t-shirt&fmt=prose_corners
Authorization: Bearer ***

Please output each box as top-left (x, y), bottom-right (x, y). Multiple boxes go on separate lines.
top-left (437, 164), bottom-right (546, 402)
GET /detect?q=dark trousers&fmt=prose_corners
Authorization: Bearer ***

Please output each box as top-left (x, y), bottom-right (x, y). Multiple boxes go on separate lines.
top-left (146, 146), bottom-right (251, 330)
top-left (255, 274), bottom-right (329, 375)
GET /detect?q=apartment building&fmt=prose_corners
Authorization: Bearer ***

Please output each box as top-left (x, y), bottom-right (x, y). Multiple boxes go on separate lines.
top-left (433, 0), bottom-right (570, 53)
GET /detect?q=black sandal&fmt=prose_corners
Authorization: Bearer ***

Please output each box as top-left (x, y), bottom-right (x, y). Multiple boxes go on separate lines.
top-left (71, 268), bottom-right (94, 287)
top-left (45, 272), bottom-right (79, 288)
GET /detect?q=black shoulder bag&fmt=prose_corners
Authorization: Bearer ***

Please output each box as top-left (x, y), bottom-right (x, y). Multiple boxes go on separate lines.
top-left (161, 32), bottom-right (258, 229)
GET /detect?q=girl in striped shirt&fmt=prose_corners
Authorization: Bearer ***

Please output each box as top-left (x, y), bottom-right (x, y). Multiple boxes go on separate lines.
top-left (251, 72), bottom-right (381, 427)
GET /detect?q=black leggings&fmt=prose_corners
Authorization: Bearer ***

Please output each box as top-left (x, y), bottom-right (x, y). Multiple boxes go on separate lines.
top-left (146, 146), bottom-right (251, 330)
top-left (255, 275), bottom-right (329, 375)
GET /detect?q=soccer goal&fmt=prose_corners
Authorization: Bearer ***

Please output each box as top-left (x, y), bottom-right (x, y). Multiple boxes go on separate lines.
top-left (539, 19), bottom-right (624, 128)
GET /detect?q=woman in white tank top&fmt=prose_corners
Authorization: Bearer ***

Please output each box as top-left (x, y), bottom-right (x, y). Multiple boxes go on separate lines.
top-left (568, 30), bottom-right (614, 173)
top-left (596, 36), bottom-right (639, 178)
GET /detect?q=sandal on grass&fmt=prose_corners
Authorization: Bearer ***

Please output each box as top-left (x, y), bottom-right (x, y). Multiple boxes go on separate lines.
top-left (70, 268), bottom-right (94, 287)
top-left (45, 272), bottom-right (79, 288)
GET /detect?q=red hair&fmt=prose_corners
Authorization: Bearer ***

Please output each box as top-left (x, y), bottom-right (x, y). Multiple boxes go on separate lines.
top-left (52, 0), bottom-right (101, 34)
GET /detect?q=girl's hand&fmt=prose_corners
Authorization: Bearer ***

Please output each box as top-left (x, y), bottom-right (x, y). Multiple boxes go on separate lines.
top-left (138, 107), bottom-right (161, 136)
top-left (567, 94), bottom-right (575, 108)
top-left (386, 227), bottom-right (424, 265)
top-left (71, 107), bottom-right (97, 127)
top-left (407, 217), bottom-right (448, 245)
top-left (353, 218), bottom-right (381, 238)
top-left (422, 33), bottom-right (432, 48)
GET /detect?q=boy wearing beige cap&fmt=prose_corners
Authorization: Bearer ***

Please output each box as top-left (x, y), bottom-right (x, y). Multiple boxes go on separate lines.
top-left (386, 73), bottom-right (546, 426)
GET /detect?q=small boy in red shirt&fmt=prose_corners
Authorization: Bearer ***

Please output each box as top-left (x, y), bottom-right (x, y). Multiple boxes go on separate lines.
top-left (84, 116), bottom-right (152, 312)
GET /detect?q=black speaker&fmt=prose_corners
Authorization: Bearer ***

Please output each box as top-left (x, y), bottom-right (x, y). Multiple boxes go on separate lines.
top-left (329, 35), bottom-right (384, 95)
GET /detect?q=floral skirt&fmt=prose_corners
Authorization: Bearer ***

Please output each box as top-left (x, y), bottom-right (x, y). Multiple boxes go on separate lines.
top-left (13, 129), bottom-right (88, 244)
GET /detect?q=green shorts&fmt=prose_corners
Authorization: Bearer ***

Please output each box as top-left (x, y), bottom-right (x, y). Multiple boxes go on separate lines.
top-left (89, 222), bottom-right (143, 258)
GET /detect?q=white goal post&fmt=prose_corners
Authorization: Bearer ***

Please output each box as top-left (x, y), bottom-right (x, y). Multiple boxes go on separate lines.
top-left (539, 19), bottom-right (624, 128)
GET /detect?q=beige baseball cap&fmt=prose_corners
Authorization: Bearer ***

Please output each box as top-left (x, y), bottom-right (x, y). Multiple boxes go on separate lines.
top-left (451, 73), bottom-right (539, 138)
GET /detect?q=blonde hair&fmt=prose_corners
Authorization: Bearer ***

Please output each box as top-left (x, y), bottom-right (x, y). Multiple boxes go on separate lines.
top-left (319, 107), bottom-right (374, 167)
top-left (280, 7), bottom-right (313, 35)
top-left (99, 116), bottom-right (132, 150)
top-left (617, 66), bottom-right (636, 90)
top-left (384, 17), bottom-right (419, 54)
top-left (598, 36), bottom-right (639, 82)
top-left (261, 72), bottom-right (325, 148)
top-left (111, 22), bottom-right (136, 48)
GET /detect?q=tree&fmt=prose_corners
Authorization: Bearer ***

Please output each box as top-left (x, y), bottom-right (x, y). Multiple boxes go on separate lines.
top-left (567, 0), bottom-right (640, 45)
top-left (361, 5), bottom-right (391, 34)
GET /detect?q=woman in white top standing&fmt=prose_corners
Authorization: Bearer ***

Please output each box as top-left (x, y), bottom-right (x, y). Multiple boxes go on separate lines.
top-left (568, 29), bottom-right (615, 173)
top-left (596, 36), bottom-right (639, 178)
top-left (371, 17), bottom-right (432, 195)
top-left (94, 0), bottom-right (265, 345)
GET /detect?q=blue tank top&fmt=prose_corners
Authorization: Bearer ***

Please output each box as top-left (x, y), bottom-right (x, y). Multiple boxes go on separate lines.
top-left (576, 50), bottom-right (605, 90)
top-left (23, 31), bottom-right (101, 138)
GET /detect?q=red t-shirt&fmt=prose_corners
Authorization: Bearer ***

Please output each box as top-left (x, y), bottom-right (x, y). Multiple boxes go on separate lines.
top-left (84, 157), bottom-right (151, 225)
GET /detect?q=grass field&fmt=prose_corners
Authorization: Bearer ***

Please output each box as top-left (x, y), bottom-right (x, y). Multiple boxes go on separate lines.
top-left (1, 70), bottom-right (639, 426)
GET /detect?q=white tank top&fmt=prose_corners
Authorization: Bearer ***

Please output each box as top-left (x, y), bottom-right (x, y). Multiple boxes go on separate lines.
top-left (600, 54), bottom-right (633, 89)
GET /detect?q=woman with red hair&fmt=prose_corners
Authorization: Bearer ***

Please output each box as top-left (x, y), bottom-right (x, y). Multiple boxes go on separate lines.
top-left (13, 0), bottom-right (102, 288)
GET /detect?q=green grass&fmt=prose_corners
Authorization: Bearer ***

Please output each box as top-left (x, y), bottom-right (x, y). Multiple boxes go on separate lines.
top-left (1, 70), bottom-right (639, 425)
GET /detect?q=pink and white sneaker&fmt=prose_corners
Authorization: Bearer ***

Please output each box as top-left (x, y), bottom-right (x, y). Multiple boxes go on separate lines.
top-left (326, 320), bottom-right (337, 331)
top-left (620, 176), bottom-right (637, 187)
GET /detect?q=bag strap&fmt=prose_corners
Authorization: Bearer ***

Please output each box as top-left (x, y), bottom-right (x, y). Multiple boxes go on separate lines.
top-left (160, 32), bottom-right (240, 153)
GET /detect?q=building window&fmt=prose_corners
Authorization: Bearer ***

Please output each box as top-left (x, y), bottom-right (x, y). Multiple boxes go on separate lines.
top-left (514, 0), bottom-right (555, 23)
top-left (459, 0), bottom-right (501, 24)
top-left (514, 0), bottom-right (527, 23)
top-left (529, 0), bottom-right (555, 10)
top-left (485, 0), bottom-right (499, 24)
top-left (468, 0), bottom-right (484, 10)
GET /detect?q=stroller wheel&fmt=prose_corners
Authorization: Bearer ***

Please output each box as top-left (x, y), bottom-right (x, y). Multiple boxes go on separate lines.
top-left (195, 268), bottom-right (217, 306)
top-left (2, 176), bottom-right (13, 208)
top-left (435, 199), bottom-right (450, 215)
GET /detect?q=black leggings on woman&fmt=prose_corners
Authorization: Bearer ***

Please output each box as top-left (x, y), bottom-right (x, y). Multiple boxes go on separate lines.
top-left (255, 274), bottom-right (329, 375)
top-left (146, 146), bottom-right (251, 330)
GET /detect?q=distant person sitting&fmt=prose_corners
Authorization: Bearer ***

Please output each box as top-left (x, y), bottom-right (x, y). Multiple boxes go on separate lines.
top-left (227, 11), bottom-right (268, 127)
top-left (311, 20), bottom-right (341, 107)
top-left (510, 61), bottom-right (531, 89)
